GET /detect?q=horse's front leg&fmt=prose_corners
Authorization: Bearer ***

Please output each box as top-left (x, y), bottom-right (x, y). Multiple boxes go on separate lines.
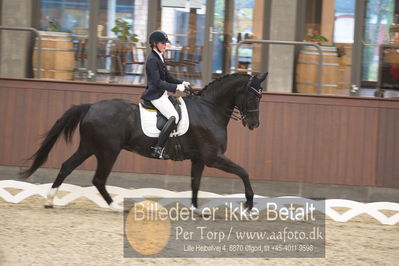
top-left (191, 159), bottom-right (205, 208)
top-left (207, 154), bottom-right (254, 210)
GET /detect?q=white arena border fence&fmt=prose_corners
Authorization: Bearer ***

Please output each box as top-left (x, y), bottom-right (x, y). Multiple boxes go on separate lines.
top-left (1, 180), bottom-right (398, 225)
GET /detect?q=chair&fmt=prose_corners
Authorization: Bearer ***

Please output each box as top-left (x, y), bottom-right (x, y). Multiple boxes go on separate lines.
top-left (122, 42), bottom-right (146, 80)
top-left (72, 25), bottom-right (114, 79)
top-left (165, 46), bottom-right (190, 80)
top-left (184, 45), bottom-right (203, 80)
top-left (73, 38), bottom-right (88, 80)
top-left (96, 39), bottom-right (113, 73)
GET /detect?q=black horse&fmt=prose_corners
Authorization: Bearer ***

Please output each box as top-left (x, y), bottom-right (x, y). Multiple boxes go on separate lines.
top-left (21, 72), bottom-right (268, 211)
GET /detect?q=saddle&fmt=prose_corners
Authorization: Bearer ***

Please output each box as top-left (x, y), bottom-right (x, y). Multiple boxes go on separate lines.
top-left (141, 96), bottom-right (182, 130)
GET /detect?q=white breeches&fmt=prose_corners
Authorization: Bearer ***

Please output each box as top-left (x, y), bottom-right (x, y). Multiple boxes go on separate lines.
top-left (150, 91), bottom-right (179, 124)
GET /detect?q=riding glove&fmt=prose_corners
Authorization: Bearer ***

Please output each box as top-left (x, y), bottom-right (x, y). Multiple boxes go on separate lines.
top-left (176, 84), bottom-right (186, 92)
top-left (182, 81), bottom-right (191, 87)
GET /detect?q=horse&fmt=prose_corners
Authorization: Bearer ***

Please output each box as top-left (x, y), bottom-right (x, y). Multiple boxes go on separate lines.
top-left (21, 72), bottom-right (268, 212)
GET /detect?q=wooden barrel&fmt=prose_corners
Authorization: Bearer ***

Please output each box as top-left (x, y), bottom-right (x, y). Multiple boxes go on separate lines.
top-left (296, 45), bottom-right (339, 94)
top-left (34, 31), bottom-right (74, 80)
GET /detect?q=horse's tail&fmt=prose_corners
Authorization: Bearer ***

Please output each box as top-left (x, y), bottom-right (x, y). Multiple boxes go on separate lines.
top-left (20, 104), bottom-right (92, 179)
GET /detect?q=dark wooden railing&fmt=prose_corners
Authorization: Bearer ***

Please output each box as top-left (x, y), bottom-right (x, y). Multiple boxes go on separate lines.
top-left (0, 78), bottom-right (398, 188)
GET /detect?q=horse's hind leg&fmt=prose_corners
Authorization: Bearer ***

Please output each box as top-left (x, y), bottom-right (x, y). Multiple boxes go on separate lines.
top-left (45, 144), bottom-right (92, 208)
top-left (92, 149), bottom-right (122, 211)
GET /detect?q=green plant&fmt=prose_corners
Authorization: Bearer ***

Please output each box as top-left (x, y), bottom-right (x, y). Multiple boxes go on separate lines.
top-left (48, 19), bottom-right (59, 32)
top-left (313, 33), bottom-right (329, 43)
top-left (111, 18), bottom-right (138, 43)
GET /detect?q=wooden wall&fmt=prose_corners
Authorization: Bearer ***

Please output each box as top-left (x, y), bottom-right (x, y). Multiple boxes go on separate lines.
top-left (0, 78), bottom-right (398, 188)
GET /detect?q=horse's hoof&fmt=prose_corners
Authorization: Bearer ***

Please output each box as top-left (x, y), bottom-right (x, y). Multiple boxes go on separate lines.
top-left (191, 205), bottom-right (214, 218)
top-left (44, 205), bottom-right (54, 209)
top-left (241, 208), bottom-right (258, 218)
top-left (245, 201), bottom-right (253, 210)
top-left (109, 202), bottom-right (124, 212)
top-left (191, 205), bottom-right (205, 216)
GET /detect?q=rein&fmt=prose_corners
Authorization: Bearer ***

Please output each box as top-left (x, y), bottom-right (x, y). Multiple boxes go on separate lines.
top-left (185, 75), bottom-right (262, 121)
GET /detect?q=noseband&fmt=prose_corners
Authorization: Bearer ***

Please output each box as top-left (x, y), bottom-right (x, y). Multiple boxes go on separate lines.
top-left (230, 76), bottom-right (262, 121)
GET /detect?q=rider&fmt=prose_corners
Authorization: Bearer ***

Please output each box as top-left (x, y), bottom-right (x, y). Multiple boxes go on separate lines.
top-left (141, 30), bottom-right (190, 159)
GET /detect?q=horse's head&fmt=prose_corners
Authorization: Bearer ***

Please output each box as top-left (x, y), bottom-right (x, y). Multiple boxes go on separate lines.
top-left (236, 72), bottom-right (268, 130)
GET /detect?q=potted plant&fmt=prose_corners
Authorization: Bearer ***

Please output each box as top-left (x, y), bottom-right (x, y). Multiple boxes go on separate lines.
top-left (110, 18), bottom-right (139, 76)
top-left (312, 33), bottom-right (329, 44)
top-left (306, 30), bottom-right (329, 45)
top-left (111, 18), bottom-right (139, 43)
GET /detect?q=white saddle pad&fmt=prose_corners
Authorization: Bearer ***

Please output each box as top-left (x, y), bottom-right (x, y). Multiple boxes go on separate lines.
top-left (139, 97), bottom-right (190, 138)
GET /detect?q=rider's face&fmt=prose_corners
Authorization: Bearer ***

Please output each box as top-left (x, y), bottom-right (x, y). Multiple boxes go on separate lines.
top-left (155, 42), bottom-right (167, 52)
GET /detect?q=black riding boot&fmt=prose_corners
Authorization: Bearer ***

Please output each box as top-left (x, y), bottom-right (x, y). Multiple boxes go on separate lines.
top-left (151, 116), bottom-right (177, 159)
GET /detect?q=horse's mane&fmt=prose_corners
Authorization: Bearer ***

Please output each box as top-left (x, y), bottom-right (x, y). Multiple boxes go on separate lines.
top-left (197, 73), bottom-right (250, 96)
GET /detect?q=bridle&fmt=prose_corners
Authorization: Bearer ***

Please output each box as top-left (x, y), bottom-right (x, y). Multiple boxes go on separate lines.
top-left (229, 75), bottom-right (263, 121)
top-left (184, 75), bottom-right (263, 121)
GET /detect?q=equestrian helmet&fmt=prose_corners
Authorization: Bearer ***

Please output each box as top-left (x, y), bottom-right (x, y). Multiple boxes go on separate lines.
top-left (148, 30), bottom-right (171, 44)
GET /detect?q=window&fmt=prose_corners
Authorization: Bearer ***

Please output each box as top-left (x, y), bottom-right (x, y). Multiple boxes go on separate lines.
top-left (334, 0), bottom-right (355, 43)
top-left (38, 0), bottom-right (148, 84)
top-left (362, 0), bottom-right (395, 82)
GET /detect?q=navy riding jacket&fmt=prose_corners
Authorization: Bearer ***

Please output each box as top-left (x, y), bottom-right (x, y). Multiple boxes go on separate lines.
top-left (141, 50), bottom-right (182, 101)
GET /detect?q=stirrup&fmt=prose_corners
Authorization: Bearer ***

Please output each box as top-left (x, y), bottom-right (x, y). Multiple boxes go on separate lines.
top-left (151, 146), bottom-right (170, 159)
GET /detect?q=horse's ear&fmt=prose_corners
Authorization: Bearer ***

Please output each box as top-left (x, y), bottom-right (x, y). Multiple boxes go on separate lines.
top-left (257, 72), bottom-right (268, 82)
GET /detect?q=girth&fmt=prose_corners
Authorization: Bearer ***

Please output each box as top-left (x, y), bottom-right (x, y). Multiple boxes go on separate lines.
top-left (141, 96), bottom-right (182, 130)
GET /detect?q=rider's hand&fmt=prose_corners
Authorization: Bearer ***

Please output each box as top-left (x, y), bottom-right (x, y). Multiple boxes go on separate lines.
top-left (182, 81), bottom-right (192, 92)
top-left (176, 84), bottom-right (186, 92)
top-left (182, 81), bottom-right (191, 87)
